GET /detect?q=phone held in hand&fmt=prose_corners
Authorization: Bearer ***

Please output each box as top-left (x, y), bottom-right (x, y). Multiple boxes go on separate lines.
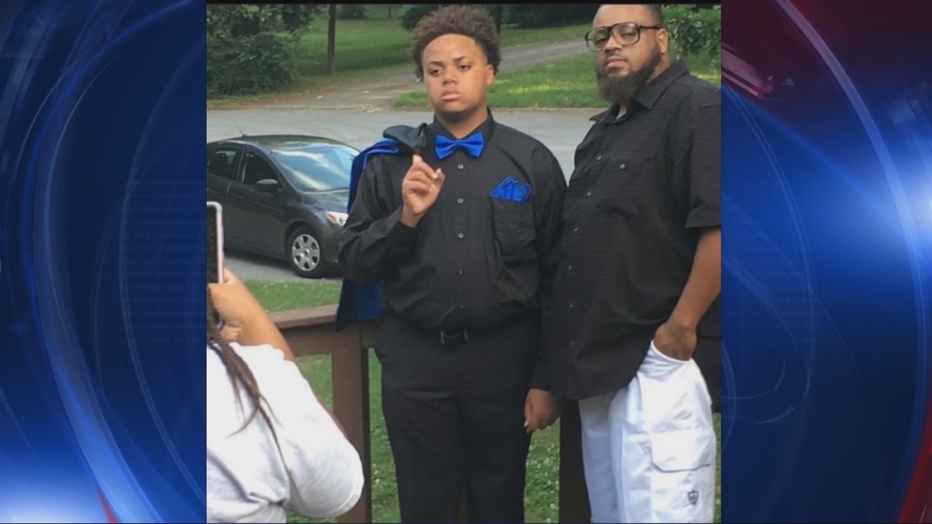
top-left (207, 201), bottom-right (224, 284)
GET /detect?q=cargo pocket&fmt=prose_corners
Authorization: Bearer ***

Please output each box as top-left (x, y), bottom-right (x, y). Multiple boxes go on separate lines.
top-left (648, 427), bottom-right (717, 523)
top-left (490, 197), bottom-right (537, 266)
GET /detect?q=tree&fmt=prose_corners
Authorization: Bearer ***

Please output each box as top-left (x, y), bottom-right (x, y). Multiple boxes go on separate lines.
top-left (207, 4), bottom-right (320, 37)
top-left (206, 4), bottom-right (322, 98)
top-left (327, 4), bottom-right (337, 74)
top-left (493, 4), bottom-right (503, 34)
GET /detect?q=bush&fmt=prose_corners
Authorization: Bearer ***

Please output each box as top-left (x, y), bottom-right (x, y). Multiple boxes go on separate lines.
top-left (400, 4), bottom-right (502, 31)
top-left (663, 5), bottom-right (721, 60)
top-left (340, 4), bottom-right (367, 20)
top-left (400, 4), bottom-right (442, 31)
top-left (207, 32), bottom-right (299, 98)
top-left (505, 5), bottom-right (598, 28)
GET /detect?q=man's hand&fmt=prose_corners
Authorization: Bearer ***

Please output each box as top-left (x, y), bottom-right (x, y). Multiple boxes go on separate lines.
top-left (400, 154), bottom-right (444, 227)
top-left (653, 319), bottom-right (698, 362)
top-left (524, 388), bottom-right (561, 434)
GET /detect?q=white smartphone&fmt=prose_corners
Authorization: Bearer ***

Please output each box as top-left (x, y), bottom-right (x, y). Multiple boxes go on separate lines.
top-left (207, 202), bottom-right (224, 284)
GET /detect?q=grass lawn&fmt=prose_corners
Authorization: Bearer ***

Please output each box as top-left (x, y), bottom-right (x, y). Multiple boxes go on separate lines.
top-left (207, 18), bottom-right (591, 107)
top-left (245, 280), bottom-right (722, 523)
top-left (393, 52), bottom-right (721, 109)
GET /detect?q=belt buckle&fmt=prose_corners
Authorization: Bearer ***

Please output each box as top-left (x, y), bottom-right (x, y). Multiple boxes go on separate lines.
top-left (440, 329), bottom-right (469, 346)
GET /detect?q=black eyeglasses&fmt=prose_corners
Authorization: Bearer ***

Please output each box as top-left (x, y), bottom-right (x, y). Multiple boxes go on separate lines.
top-left (585, 22), bottom-right (661, 51)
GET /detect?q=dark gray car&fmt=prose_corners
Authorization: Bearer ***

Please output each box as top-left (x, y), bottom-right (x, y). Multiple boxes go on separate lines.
top-left (206, 135), bottom-right (357, 279)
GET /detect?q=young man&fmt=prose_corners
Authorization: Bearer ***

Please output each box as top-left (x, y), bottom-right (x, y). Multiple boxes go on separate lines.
top-left (549, 4), bottom-right (721, 523)
top-left (338, 6), bottom-right (565, 522)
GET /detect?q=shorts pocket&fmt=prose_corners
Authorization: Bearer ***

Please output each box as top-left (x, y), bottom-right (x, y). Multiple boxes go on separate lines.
top-left (649, 427), bottom-right (717, 522)
top-left (649, 339), bottom-right (691, 365)
top-left (490, 197), bottom-right (537, 266)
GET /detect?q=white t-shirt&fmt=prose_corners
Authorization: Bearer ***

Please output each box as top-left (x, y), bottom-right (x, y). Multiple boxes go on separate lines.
top-left (207, 343), bottom-right (364, 523)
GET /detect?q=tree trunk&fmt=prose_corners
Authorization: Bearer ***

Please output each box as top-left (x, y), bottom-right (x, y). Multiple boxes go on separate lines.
top-left (387, 5), bottom-right (392, 19)
top-left (494, 4), bottom-right (503, 34)
top-left (327, 4), bottom-right (337, 74)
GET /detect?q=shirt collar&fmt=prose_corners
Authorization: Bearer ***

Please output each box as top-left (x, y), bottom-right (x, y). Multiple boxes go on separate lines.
top-left (589, 59), bottom-right (690, 124)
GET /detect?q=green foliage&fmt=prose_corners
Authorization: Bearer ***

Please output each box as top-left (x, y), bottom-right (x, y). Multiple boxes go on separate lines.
top-left (505, 5), bottom-right (598, 28)
top-left (207, 32), bottom-right (300, 98)
top-left (206, 4), bottom-right (321, 98)
top-left (400, 4), bottom-right (503, 32)
top-left (663, 4), bottom-right (721, 64)
top-left (399, 4), bottom-right (441, 31)
top-left (340, 4), bottom-right (367, 20)
top-left (280, 5), bottom-right (321, 33)
top-left (207, 4), bottom-right (320, 37)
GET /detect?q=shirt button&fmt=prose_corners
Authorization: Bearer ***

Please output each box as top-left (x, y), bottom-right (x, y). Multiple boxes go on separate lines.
top-left (458, 269), bottom-right (465, 276)
top-left (586, 190), bottom-right (592, 197)
top-left (573, 227), bottom-right (579, 233)
top-left (567, 264), bottom-right (573, 270)
top-left (619, 163), bottom-right (626, 169)
top-left (569, 303), bottom-right (574, 309)
top-left (457, 164), bottom-right (464, 170)
top-left (459, 304), bottom-right (465, 309)
top-left (570, 341), bottom-right (576, 347)
top-left (596, 155), bottom-right (602, 161)
top-left (457, 197), bottom-right (464, 204)
top-left (457, 233), bottom-right (465, 239)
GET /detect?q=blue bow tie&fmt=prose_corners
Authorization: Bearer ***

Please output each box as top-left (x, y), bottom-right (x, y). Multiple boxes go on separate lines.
top-left (435, 133), bottom-right (485, 160)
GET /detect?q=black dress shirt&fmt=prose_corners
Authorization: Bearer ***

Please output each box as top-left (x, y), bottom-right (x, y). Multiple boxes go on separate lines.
top-left (339, 111), bottom-right (566, 390)
top-left (549, 60), bottom-right (722, 400)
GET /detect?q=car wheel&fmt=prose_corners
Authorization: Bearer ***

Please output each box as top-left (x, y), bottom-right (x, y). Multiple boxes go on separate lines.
top-left (287, 226), bottom-right (326, 279)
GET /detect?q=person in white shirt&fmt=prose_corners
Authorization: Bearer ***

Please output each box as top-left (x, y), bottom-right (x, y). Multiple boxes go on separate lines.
top-left (206, 269), bottom-right (364, 523)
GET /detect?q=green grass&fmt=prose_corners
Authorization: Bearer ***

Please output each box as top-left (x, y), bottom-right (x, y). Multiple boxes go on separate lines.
top-left (245, 280), bottom-right (722, 523)
top-left (207, 19), bottom-right (591, 107)
top-left (246, 280), bottom-right (341, 312)
top-left (393, 52), bottom-right (721, 109)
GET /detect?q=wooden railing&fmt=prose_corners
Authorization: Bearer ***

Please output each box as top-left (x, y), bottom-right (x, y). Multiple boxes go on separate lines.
top-left (271, 305), bottom-right (591, 524)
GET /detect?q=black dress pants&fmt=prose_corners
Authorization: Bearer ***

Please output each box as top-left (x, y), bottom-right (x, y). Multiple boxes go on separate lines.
top-left (375, 315), bottom-right (538, 523)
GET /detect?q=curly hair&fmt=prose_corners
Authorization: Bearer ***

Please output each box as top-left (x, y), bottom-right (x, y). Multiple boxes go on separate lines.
top-left (409, 5), bottom-right (502, 80)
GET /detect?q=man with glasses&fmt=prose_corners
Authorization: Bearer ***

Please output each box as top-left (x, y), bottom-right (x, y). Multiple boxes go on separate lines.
top-left (548, 4), bottom-right (721, 523)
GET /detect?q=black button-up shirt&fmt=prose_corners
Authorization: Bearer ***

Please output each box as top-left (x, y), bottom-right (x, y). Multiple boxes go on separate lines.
top-left (339, 112), bottom-right (566, 390)
top-left (549, 60), bottom-right (722, 400)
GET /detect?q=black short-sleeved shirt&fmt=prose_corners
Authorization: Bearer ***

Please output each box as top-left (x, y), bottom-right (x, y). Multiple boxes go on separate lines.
top-left (548, 60), bottom-right (722, 400)
top-left (339, 111), bottom-right (566, 390)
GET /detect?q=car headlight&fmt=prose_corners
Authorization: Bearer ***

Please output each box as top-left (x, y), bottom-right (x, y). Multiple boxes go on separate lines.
top-left (326, 211), bottom-right (348, 226)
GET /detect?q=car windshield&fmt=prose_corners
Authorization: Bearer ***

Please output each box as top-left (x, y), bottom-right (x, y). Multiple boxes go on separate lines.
top-left (271, 144), bottom-right (356, 192)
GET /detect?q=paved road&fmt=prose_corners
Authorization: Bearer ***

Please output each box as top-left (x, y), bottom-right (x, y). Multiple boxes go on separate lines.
top-left (208, 108), bottom-right (594, 175)
top-left (209, 107), bottom-right (598, 281)
top-left (238, 38), bottom-right (591, 111)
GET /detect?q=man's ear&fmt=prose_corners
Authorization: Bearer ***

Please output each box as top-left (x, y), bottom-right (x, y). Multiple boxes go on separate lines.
top-left (657, 28), bottom-right (670, 56)
top-left (486, 64), bottom-right (495, 87)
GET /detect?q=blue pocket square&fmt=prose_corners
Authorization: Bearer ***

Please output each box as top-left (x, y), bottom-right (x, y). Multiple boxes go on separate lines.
top-left (491, 177), bottom-right (531, 202)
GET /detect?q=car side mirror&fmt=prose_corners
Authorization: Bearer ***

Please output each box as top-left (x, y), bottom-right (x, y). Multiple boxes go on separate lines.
top-left (255, 178), bottom-right (281, 193)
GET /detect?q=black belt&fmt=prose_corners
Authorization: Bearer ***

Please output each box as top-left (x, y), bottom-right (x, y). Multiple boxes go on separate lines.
top-left (387, 314), bottom-right (536, 349)
top-left (436, 315), bottom-right (536, 348)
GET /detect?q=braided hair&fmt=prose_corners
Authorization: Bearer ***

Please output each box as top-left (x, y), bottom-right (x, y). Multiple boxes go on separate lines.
top-left (207, 287), bottom-right (301, 491)
top-left (207, 287), bottom-right (274, 433)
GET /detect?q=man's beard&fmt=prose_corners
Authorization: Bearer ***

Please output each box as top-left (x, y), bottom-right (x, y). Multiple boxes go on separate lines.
top-left (596, 47), bottom-right (662, 106)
